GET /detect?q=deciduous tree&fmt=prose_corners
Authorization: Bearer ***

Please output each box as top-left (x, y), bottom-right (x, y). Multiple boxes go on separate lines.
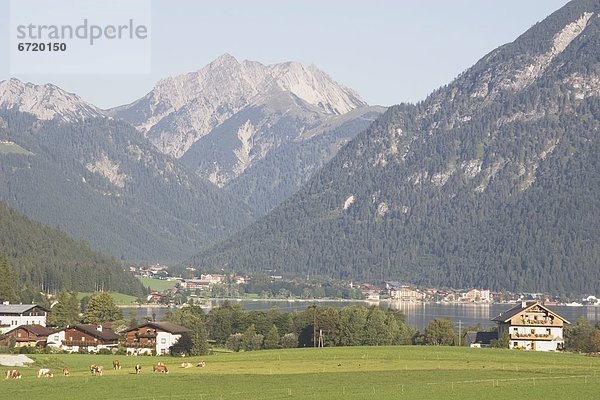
top-left (423, 318), bottom-right (456, 346)
top-left (82, 292), bottom-right (122, 324)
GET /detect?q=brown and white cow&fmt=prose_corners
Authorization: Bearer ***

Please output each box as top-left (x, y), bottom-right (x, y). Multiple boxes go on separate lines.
top-left (134, 364), bottom-right (141, 374)
top-left (112, 360), bottom-right (121, 370)
top-left (5, 370), bottom-right (21, 379)
top-left (91, 365), bottom-right (103, 376)
top-left (63, 368), bottom-right (70, 376)
top-left (197, 361), bottom-right (206, 368)
top-left (37, 368), bottom-right (53, 378)
top-left (180, 362), bottom-right (192, 368)
top-left (153, 364), bottom-right (168, 374)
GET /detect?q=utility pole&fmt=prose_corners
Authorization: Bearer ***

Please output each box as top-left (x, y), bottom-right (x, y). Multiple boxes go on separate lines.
top-left (313, 304), bottom-right (317, 348)
top-left (458, 320), bottom-right (462, 346)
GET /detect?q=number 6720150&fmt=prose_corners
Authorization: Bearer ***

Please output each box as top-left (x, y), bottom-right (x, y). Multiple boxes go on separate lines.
top-left (17, 42), bottom-right (67, 52)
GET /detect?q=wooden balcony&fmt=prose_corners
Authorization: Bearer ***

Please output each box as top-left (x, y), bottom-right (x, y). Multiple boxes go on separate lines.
top-left (513, 318), bottom-right (562, 327)
top-left (62, 340), bottom-right (118, 346)
top-left (510, 333), bottom-right (555, 341)
top-left (121, 341), bottom-right (155, 349)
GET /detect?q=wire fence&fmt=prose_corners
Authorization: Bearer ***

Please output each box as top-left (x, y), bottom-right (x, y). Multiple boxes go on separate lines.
top-left (79, 372), bottom-right (599, 400)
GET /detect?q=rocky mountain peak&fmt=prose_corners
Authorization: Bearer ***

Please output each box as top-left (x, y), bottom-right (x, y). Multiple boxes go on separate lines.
top-left (110, 54), bottom-right (367, 158)
top-left (0, 78), bottom-right (105, 122)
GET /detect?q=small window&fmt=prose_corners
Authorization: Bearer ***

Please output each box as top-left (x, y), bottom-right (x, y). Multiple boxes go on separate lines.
top-left (161, 338), bottom-right (166, 344)
top-left (54, 335), bottom-right (59, 341)
top-left (513, 342), bottom-right (518, 347)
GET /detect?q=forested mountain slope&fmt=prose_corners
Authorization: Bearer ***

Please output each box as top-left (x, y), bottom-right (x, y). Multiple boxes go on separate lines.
top-left (0, 202), bottom-right (144, 296)
top-left (191, 0), bottom-right (600, 294)
top-left (0, 82), bottom-right (253, 262)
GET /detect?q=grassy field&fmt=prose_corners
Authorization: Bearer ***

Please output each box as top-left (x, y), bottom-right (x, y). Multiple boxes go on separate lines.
top-left (2, 346), bottom-right (600, 399)
top-left (77, 292), bottom-right (139, 305)
top-left (138, 277), bottom-right (178, 292)
top-left (0, 142), bottom-right (33, 155)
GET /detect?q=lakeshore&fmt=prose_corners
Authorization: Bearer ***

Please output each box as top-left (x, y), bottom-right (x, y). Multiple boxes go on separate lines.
top-left (122, 299), bottom-right (600, 331)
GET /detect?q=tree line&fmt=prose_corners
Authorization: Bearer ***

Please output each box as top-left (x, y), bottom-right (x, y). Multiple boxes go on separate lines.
top-left (8, 292), bottom-right (600, 356)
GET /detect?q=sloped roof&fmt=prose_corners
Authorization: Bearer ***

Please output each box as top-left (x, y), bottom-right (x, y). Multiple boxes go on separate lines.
top-left (67, 324), bottom-right (120, 341)
top-left (0, 304), bottom-right (48, 314)
top-left (465, 331), bottom-right (498, 345)
top-left (125, 321), bottom-right (191, 334)
top-left (491, 301), bottom-right (570, 324)
top-left (5, 324), bottom-right (55, 337)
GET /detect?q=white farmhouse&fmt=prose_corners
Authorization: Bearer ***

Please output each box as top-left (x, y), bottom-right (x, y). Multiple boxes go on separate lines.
top-left (492, 301), bottom-right (569, 351)
top-left (0, 303), bottom-right (48, 334)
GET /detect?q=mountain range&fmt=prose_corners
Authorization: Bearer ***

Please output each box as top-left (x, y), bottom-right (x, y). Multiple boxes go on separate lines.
top-left (0, 0), bottom-right (597, 295)
top-left (109, 55), bottom-right (382, 214)
top-left (0, 58), bottom-right (379, 260)
top-left (190, 0), bottom-right (600, 294)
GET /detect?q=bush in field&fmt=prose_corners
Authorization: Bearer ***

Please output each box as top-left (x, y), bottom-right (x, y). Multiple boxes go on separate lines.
top-left (281, 333), bottom-right (298, 349)
top-left (226, 333), bottom-right (243, 352)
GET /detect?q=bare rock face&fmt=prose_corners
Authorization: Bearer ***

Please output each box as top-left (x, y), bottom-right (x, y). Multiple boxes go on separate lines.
top-left (108, 55), bottom-right (367, 178)
top-left (110, 55), bottom-right (379, 212)
top-left (0, 79), bottom-right (105, 122)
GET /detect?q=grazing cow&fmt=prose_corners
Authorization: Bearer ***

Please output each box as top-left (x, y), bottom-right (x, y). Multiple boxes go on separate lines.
top-left (112, 360), bottom-right (121, 370)
top-left (197, 361), bottom-right (206, 368)
top-left (63, 368), bottom-right (70, 377)
top-left (91, 365), bottom-right (103, 376)
top-left (153, 364), bottom-right (168, 374)
top-left (180, 362), bottom-right (192, 368)
top-left (37, 368), bottom-right (53, 378)
top-left (6, 370), bottom-right (21, 379)
top-left (134, 364), bottom-right (141, 374)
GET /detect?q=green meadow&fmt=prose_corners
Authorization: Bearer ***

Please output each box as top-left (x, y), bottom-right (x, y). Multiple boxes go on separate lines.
top-left (2, 346), bottom-right (599, 400)
top-left (0, 142), bottom-right (33, 155)
top-left (77, 292), bottom-right (139, 306)
top-left (138, 277), bottom-right (178, 292)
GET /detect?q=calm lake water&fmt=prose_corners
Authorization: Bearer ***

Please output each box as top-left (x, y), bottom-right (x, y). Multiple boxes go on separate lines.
top-left (123, 300), bottom-right (600, 331)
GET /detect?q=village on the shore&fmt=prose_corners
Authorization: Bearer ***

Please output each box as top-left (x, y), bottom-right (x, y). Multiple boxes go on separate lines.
top-left (137, 264), bottom-right (600, 307)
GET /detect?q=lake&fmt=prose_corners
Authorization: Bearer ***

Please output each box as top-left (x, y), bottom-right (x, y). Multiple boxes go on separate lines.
top-left (123, 300), bottom-right (600, 331)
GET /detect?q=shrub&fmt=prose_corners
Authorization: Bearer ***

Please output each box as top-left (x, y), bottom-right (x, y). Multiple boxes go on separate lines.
top-left (226, 333), bottom-right (243, 352)
top-left (281, 333), bottom-right (298, 349)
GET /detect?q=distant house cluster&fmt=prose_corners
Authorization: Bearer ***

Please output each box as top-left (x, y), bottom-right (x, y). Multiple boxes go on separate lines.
top-left (0, 303), bottom-right (190, 355)
top-left (378, 282), bottom-right (492, 303)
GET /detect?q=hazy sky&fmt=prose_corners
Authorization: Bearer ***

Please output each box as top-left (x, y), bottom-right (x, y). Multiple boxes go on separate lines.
top-left (0, 0), bottom-right (570, 109)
